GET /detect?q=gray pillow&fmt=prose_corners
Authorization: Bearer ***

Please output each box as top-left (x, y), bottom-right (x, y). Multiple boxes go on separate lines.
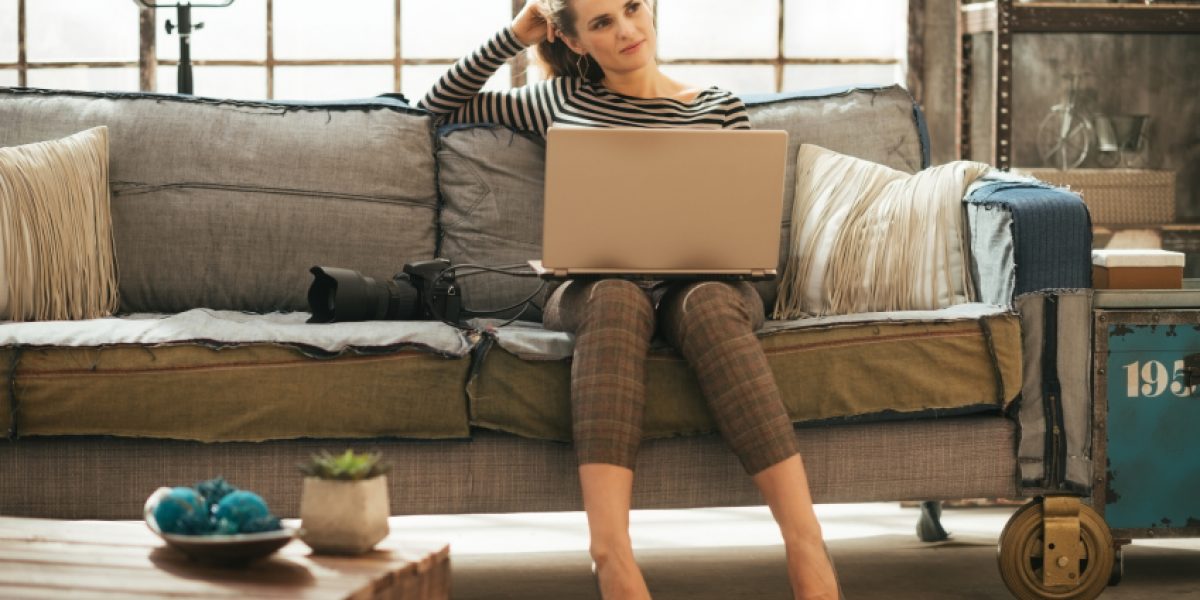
top-left (436, 126), bottom-right (548, 321)
top-left (745, 85), bottom-right (927, 310)
top-left (0, 89), bottom-right (439, 314)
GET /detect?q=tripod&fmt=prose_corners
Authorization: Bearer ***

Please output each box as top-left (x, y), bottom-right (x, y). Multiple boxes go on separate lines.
top-left (134, 0), bottom-right (236, 95)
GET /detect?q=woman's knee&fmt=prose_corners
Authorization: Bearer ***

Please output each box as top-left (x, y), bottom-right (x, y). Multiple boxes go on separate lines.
top-left (678, 282), bottom-right (759, 323)
top-left (580, 279), bottom-right (656, 331)
top-left (663, 281), bottom-right (764, 346)
top-left (545, 279), bottom-right (655, 334)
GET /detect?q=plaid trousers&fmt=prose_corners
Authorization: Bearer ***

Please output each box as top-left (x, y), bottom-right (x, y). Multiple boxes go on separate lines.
top-left (543, 279), bottom-right (799, 475)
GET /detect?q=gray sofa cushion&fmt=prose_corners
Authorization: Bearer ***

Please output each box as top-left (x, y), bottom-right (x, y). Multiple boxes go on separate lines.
top-left (0, 89), bottom-right (439, 314)
top-left (743, 85), bottom-right (927, 308)
top-left (436, 126), bottom-right (548, 321)
top-left (433, 85), bottom-right (926, 319)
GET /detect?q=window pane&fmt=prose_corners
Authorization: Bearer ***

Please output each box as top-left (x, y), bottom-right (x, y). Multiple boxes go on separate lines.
top-left (785, 0), bottom-right (907, 59)
top-left (783, 64), bottom-right (903, 92)
top-left (157, 0), bottom-right (265, 61)
top-left (0, 70), bottom-right (17, 87)
top-left (402, 64), bottom-right (512, 105)
top-left (157, 66), bottom-right (267, 100)
top-left (275, 65), bottom-right (394, 101)
top-left (0, 0), bottom-right (16, 63)
top-left (27, 0), bottom-right (138, 62)
top-left (275, 0), bottom-right (393, 60)
top-left (659, 65), bottom-right (775, 96)
top-left (402, 0), bottom-right (512, 59)
top-left (27, 67), bottom-right (138, 92)
top-left (658, 0), bottom-right (778, 60)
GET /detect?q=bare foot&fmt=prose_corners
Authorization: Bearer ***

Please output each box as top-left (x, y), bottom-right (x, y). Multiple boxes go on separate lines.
top-left (784, 539), bottom-right (840, 600)
top-left (591, 550), bottom-right (652, 600)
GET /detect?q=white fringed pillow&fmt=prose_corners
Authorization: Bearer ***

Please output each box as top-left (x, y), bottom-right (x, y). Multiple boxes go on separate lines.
top-left (0, 127), bottom-right (119, 321)
top-left (773, 144), bottom-right (991, 319)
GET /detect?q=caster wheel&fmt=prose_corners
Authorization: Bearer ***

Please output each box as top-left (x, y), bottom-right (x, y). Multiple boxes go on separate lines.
top-left (997, 499), bottom-right (1114, 600)
top-left (1108, 546), bottom-right (1124, 587)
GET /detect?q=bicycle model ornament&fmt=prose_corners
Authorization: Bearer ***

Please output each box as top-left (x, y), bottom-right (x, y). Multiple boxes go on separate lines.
top-left (1037, 73), bottom-right (1152, 171)
top-left (1037, 73), bottom-right (1094, 170)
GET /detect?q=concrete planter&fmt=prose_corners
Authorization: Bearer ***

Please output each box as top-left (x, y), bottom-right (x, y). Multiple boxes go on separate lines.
top-left (299, 476), bottom-right (389, 554)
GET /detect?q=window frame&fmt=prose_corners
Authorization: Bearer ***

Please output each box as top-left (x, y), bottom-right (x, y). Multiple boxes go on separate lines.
top-left (0, 0), bottom-right (910, 97)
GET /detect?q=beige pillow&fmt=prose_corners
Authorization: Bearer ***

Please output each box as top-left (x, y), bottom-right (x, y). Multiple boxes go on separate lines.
top-left (0, 127), bottom-right (119, 321)
top-left (774, 144), bottom-right (990, 319)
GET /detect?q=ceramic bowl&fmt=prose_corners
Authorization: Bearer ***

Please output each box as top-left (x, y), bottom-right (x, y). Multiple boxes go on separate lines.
top-left (144, 487), bottom-right (297, 565)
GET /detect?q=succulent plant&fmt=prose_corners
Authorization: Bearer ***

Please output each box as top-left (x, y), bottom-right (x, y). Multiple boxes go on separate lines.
top-left (300, 450), bottom-right (389, 481)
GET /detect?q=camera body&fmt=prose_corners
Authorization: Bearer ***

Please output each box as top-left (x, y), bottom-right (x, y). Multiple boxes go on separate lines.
top-left (397, 259), bottom-right (462, 323)
top-left (307, 259), bottom-right (462, 324)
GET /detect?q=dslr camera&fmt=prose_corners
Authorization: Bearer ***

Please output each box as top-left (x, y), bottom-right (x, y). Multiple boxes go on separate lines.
top-left (307, 259), bottom-right (462, 324)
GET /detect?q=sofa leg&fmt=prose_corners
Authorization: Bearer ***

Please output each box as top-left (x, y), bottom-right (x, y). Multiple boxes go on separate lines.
top-left (916, 500), bottom-right (951, 542)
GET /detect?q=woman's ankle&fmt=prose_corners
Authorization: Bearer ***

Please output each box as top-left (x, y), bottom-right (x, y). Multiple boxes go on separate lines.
top-left (784, 530), bottom-right (826, 548)
top-left (781, 523), bottom-right (828, 550)
top-left (589, 537), bottom-right (635, 565)
top-left (590, 547), bottom-right (652, 600)
top-left (784, 539), bottom-right (840, 600)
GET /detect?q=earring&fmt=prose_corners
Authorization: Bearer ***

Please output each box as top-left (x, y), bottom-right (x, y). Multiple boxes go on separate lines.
top-left (575, 53), bottom-right (591, 78)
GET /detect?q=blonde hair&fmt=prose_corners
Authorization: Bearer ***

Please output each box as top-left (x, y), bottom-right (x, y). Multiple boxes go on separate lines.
top-left (535, 0), bottom-right (654, 82)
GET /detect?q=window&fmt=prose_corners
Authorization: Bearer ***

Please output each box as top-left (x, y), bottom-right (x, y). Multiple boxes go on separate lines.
top-left (27, 1), bottom-right (139, 62)
top-left (0, 0), bottom-right (16, 65)
top-left (0, 0), bottom-right (907, 99)
top-left (657, 0), bottom-right (907, 94)
top-left (1, 0), bottom-right (140, 90)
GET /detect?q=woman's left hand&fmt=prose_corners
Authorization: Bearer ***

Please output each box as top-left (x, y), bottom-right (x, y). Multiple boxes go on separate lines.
top-left (512, 0), bottom-right (554, 46)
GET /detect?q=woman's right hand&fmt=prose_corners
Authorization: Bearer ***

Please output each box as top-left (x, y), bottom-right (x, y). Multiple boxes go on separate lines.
top-left (512, 0), bottom-right (555, 46)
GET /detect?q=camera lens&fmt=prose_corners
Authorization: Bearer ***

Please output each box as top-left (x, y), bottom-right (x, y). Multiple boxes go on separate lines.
top-left (306, 266), bottom-right (419, 323)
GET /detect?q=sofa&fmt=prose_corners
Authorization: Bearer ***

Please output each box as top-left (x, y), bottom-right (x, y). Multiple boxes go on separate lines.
top-left (0, 84), bottom-right (1093, 520)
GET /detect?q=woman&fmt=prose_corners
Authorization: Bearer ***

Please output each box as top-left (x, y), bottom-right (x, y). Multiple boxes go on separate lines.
top-left (418, 2), bottom-right (840, 598)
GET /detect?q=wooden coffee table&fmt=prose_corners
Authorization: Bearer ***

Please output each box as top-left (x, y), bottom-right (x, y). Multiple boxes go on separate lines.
top-left (0, 516), bottom-right (449, 599)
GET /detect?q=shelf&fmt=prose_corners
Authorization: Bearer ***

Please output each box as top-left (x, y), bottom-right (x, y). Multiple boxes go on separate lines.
top-left (1012, 2), bottom-right (1200, 34)
top-left (1094, 288), bottom-right (1200, 309)
top-left (961, 2), bottom-right (1200, 34)
top-left (958, 0), bottom-right (1200, 169)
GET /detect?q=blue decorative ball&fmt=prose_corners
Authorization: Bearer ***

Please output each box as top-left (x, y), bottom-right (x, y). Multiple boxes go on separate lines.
top-left (153, 487), bottom-right (206, 534)
top-left (214, 491), bottom-right (271, 531)
top-left (215, 518), bottom-right (241, 535)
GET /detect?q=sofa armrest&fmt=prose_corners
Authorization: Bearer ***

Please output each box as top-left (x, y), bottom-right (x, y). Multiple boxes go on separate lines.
top-left (964, 174), bottom-right (1093, 305)
top-left (965, 174), bottom-right (1095, 493)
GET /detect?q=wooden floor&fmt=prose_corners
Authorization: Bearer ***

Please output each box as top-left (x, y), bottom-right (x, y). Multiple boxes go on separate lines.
top-left (391, 503), bottom-right (1200, 600)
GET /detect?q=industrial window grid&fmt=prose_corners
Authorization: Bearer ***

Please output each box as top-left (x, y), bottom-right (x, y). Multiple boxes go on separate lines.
top-left (0, 0), bottom-right (906, 96)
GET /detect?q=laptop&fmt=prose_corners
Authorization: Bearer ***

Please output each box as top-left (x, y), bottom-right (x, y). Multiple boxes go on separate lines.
top-left (530, 127), bottom-right (789, 280)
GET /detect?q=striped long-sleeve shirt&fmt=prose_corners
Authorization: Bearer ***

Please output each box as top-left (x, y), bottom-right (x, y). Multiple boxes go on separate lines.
top-left (416, 27), bottom-right (752, 137)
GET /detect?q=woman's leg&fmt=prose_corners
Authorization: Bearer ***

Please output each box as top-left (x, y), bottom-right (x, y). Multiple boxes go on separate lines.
top-left (754, 456), bottom-right (841, 599)
top-left (659, 281), bottom-right (838, 599)
top-left (544, 279), bottom-right (655, 599)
